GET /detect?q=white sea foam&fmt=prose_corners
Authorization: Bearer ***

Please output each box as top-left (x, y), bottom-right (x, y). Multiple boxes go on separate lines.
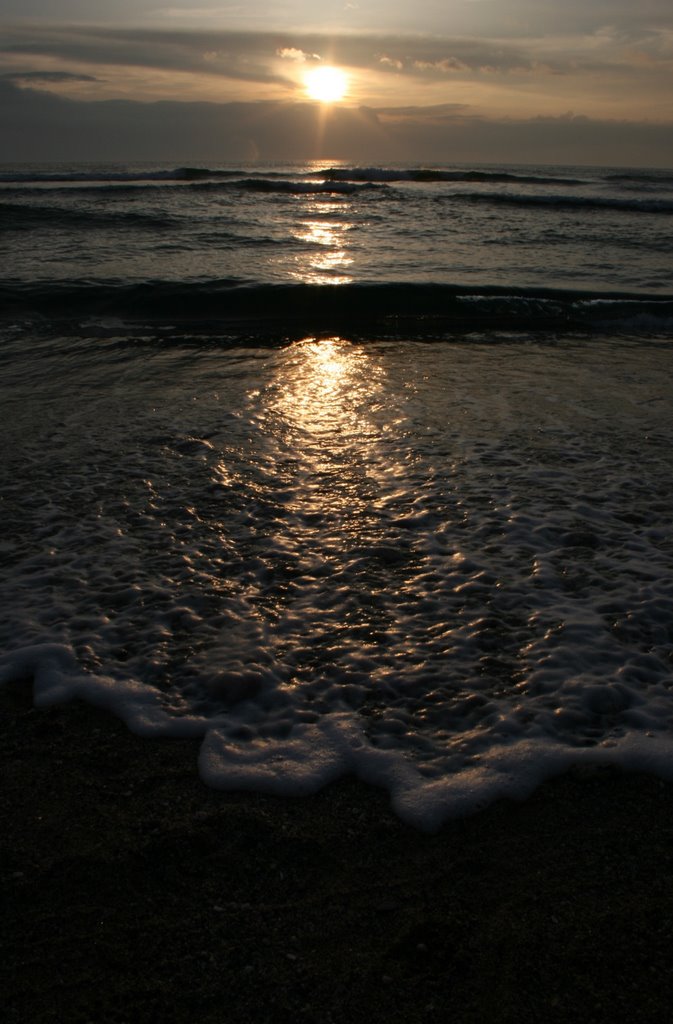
top-left (2, 332), bottom-right (673, 829)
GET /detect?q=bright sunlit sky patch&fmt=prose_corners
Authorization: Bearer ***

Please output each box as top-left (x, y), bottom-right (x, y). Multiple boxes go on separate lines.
top-left (1, 0), bottom-right (672, 164)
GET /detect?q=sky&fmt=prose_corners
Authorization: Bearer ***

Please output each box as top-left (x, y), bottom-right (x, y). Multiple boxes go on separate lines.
top-left (1, 0), bottom-right (672, 165)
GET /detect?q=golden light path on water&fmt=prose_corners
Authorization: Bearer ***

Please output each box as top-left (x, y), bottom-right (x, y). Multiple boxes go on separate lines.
top-left (219, 333), bottom-right (436, 723)
top-left (275, 335), bottom-right (383, 436)
top-left (265, 336), bottom-right (405, 532)
top-left (285, 199), bottom-right (355, 284)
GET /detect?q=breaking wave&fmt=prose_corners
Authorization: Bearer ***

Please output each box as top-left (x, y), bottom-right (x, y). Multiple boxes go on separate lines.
top-left (1, 279), bottom-right (672, 337)
top-left (321, 166), bottom-right (586, 185)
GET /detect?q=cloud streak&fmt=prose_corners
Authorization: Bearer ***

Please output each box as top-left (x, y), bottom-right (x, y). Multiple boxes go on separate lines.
top-left (2, 69), bottom-right (99, 84)
top-left (2, 23), bottom-right (672, 85)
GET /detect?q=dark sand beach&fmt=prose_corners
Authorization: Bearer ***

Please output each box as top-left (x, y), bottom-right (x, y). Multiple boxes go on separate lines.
top-left (3, 679), bottom-right (673, 1024)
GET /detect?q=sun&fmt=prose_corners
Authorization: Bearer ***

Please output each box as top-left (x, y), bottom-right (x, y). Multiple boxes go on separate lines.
top-left (304, 66), bottom-right (349, 103)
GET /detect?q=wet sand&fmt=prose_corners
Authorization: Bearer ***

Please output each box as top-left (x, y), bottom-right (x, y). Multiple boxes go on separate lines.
top-left (3, 679), bottom-right (673, 1024)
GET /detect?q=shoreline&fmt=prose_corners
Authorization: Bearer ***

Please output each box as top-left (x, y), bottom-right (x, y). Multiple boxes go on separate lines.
top-left (4, 682), bottom-right (673, 1022)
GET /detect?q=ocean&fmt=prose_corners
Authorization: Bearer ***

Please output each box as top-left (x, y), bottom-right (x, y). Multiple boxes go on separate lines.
top-left (1, 160), bottom-right (672, 830)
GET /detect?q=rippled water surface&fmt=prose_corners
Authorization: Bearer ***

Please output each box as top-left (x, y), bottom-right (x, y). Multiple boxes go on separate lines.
top-left (1, 160), bottom-right (672, 293)
top-left (2, 330), bottom-right (672, 826)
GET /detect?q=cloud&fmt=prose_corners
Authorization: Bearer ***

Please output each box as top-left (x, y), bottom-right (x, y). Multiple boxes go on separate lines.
top-left (2, 0), bottom-right (673, 40)
top-left (277, 47), bottom-right (320, 63)
top-left (1, 70), bottom-right (99, 84)
top-left (0, 25), bottom-right (295, 87)
top-left (156, 6), bottom-right (234, 15)
top-left (1, 22), bottom-right (668, 83)
top-left (376, 102), bottom-right (471, 122)
top-left (0, 79), bottom-right (670, 167)
top-left (412, 58), bottom-right (471, 74)
top-left (433, 0), bottom-right (673, 40)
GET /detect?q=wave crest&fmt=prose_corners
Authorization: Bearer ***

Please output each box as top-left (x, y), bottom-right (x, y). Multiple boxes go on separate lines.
top-left (1, 280), bottom-right (671, 338)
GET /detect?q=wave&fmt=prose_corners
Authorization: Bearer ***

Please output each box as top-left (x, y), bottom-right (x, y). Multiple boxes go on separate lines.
top-left (321, 166), bottom-right (586, 186)
top-left (4, 175), bottom-right (667, 212)
top-left (2, 164), bottom-right (669, 194)
top-left (1, 279), bottom-right (671, 338)
top-left (0, 205), bottom-right (297, 248)
top-left (0, 165), bottom-right (583, 187)
top-left (605, 172), bottom-right (673, 185)
top-left (0, 166), bottom-right (247, 185)
top-left (230, 178), bottom-right (382, 195)
top-left (0, 177), bottom-right (383, 199)
top-left (0, 201), bottom-right (178, 232)
top-left (446, 192), bottom-right (673, 214)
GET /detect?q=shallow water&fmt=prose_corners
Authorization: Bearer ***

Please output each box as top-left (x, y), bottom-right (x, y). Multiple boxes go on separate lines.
top-left (2, 330), bottom-right (673, 828)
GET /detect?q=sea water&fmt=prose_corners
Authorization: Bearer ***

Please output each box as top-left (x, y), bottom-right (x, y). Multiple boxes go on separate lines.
top-left (1, 161), bottom-right (672, 829)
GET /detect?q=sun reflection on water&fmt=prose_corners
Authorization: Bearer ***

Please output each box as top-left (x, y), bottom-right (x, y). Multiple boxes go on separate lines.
top-left (273, 336), bottom-right (384, 442)
top-left (256, 336), bottom-right (405, 546)
top-left (287, 204), bottom-right (355, 284)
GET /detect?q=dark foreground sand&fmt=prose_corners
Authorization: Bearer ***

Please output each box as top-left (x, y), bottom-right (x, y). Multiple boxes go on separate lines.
top-left (3, 679), bottom-right (673, 1024)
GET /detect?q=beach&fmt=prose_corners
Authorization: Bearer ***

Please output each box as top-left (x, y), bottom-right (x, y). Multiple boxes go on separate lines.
top-left (2, 160), bottom-right (673, 1020)
top-left (4, 679), bottom-right (673, 1024)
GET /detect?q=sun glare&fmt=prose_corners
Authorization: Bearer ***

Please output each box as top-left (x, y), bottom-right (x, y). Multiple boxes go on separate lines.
top-left (305, 66), bottom-right (348, 103)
